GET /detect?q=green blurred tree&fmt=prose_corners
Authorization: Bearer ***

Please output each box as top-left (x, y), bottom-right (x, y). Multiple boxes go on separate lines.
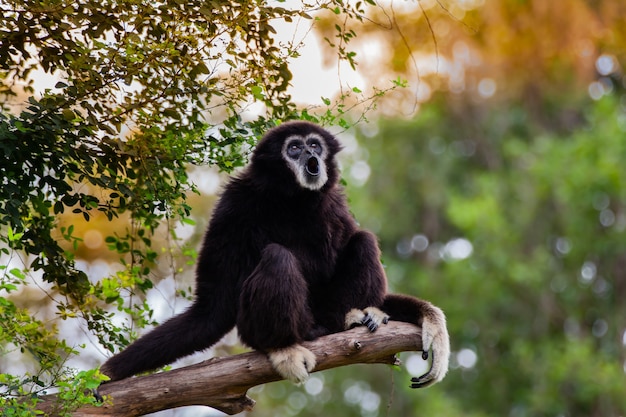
top-left (346, 94), bottom-right (626, 417)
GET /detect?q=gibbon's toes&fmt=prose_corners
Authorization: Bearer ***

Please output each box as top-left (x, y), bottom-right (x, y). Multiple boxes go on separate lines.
top-left (344, 307), bottom-right (390, 332)
top-left (411, 304), bottom-right (450, 389)
top-left (268, 345), bottom-right (317, 384)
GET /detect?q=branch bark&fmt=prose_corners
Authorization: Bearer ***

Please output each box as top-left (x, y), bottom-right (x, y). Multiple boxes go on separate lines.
top-left (39, 322), bottom-right (423, 416)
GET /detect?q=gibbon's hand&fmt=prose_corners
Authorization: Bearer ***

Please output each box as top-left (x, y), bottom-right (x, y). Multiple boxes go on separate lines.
top-left (344, 307), bottom-right (390, 332)
top-left (411, 304), bottom-right (450, 388)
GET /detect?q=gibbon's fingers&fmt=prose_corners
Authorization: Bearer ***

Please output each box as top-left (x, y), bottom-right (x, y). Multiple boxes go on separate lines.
top-left (268, 345), bottom-right (316, 384)
top-left (362, 307), bottom-right (389, 332)
top-left (344, 307), bottom-right (389, 332)
top-left (410, 306), bottom-right (450, 389)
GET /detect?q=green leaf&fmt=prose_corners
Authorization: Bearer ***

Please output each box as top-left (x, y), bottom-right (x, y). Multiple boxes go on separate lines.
top-left (251, 85), bottom-right (264, 101)
top-left (7, 227), bottom-right (23, 242)
top-left (9, 268), bottom-right (26, 279)
top-left (62, 109), bottom-right (75, 121)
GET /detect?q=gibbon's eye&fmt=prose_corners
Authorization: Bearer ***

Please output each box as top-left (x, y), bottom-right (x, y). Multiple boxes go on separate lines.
top-left (286, 140), bottom-right (303, 159)
top-left (307, 139), bottom-right (323, 155)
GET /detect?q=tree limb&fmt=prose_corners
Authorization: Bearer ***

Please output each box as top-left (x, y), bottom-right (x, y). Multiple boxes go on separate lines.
top-left (39, 322), bottom-right (423, 417)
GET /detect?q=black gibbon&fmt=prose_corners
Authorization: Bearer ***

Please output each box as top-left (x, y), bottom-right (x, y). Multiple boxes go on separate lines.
top-left (101, 121), bottom-right (450, 388)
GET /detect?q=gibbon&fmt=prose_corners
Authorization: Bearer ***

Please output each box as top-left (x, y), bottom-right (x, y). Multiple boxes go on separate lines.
top-left (101, 121), bottom-right (449, 388)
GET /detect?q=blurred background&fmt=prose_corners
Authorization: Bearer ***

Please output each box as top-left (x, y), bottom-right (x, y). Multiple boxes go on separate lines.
top-left (2, 0), bottom-right (626, 416)
top-left (252, 1), bottom-right (626, 415)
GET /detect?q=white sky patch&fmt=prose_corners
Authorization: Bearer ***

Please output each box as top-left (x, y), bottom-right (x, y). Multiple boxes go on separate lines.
top-left (174, 221), bottom-right (196, 241)
top-left (274, 15), bottom-right (366, 106)
top-left (188, 167), bottom-right (222, 195)
top-left (338, 131), bottom-right (359, 155)
top-left (146, 277), bottom-right (191, 322)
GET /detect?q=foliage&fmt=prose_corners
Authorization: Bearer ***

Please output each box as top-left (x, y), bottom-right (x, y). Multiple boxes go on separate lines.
top-left (0, 369), bottom-right (107, 416)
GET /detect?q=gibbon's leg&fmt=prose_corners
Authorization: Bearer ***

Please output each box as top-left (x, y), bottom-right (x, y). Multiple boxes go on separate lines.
top-left (100, 300), bottom-right (236, 382)
top-left (382, 293), bottom-right (450, 388)
top-left (314, 230), bottom-right (388, 333)
top-left (237, 243), bottom-right (316, 384)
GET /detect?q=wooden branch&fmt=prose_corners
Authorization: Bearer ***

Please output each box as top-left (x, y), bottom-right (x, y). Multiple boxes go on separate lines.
top-left (38, 322), bottom-right (422, 417)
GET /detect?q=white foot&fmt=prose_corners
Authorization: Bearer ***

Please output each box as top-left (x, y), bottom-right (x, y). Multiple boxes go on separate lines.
top-left (267, 344), bottom-right (316, 384)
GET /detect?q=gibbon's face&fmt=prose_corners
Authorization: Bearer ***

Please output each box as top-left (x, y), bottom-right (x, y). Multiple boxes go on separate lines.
top-left (251, 121), bottom-right (341, 192)
top-left (281, 132), bottom-right (329, 191)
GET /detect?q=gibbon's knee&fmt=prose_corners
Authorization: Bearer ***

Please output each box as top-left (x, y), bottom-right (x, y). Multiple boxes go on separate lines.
top-left (237, 244), bottom-right (314, 350)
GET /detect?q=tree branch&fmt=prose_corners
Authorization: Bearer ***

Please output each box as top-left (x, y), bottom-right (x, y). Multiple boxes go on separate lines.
top-left (39, 322), bottom-right (423, 417)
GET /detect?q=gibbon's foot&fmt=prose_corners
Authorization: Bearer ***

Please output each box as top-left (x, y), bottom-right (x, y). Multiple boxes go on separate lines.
top-left (410, 304), bottom-right (450, 389)
top-left (345, 307), bottom-right (390, 332)
top-left (267, 344), bottom-right (316, 384)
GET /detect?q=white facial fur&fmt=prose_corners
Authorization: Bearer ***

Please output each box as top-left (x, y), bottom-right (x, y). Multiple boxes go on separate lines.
top-left (281, 133), bottom-right (329, 191)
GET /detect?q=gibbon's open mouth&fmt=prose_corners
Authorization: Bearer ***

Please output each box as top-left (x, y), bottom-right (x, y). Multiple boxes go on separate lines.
top-left (306, 156), bottom-right (320, 176)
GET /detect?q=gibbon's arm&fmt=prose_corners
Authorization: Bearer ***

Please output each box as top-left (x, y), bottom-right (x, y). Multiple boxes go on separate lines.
top-left (314, 230), bottom-right (388, 332)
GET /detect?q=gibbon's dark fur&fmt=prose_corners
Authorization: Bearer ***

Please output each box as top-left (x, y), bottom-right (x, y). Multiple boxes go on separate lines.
top-left (101, 121), bottom-right (449, 388)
